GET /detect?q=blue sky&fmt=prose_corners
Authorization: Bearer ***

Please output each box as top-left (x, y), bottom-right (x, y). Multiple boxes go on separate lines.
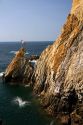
top-left (0, 0), bottom-right (72, 41)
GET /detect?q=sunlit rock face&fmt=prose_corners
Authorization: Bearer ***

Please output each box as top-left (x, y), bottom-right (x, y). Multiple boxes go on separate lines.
top-left (4, 48), bottom-right (33, 84)
top-left (71, 0), bottom-right (83, 22)
top-left (34, 0), bottom-right (83, 124)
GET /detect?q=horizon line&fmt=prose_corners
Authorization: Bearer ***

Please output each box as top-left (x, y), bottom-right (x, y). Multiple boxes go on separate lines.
top-left (0, 40), bottom-right (54, 42)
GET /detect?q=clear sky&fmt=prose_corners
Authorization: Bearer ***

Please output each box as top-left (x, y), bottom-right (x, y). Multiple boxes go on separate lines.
top-left (0, 0), bottom-right (72, 41)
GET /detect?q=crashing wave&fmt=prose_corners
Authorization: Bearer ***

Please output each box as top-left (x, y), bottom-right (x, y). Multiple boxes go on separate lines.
top-left (9, 51), bottom-right (17, 54)
top-left (24, 85), bottom-right (30, 88)
top-left (31, 60), bottom-right (37, 63)
top-left (29, 60), bottom-right (37, 64)
top-left (10, 51), bottom-right (29, 55)
top-left (0, 72), bottom-right (4, 77)
top-left (12, 96), bottom-right (31, 108)
top-left (50, 120), bottom-right (54, 125)
top-left (25, 52), bottom-right (29, 55)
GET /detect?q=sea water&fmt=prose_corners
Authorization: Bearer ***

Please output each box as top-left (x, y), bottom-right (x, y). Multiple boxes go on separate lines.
top-left (0, 41), bottom-right (60, 125)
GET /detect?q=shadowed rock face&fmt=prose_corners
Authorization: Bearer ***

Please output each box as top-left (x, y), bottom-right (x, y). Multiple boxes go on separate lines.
top-left (4, 48), bottom-right (33, 85)
top-left (33, 0), bottom-right (83, 124)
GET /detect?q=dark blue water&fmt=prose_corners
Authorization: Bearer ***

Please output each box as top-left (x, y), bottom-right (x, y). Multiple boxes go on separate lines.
top-left (0, 41), bottom-right (53, 72)
top-left (0, 41), bottom-right (59, 125)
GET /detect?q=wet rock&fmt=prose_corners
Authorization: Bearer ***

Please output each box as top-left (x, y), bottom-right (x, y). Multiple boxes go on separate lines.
top-left (71, 112), bottom-right (81, 124)
top-left (60, 115), bottom-right (71, 125)
top-left (28, 55), bottom-right (39, 61)
top-left (70, 104), bottom-right (83, 125)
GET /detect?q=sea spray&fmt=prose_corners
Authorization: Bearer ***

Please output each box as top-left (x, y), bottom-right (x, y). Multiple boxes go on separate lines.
top-left (0, 72), bottom-right (4, 77)
top-left (12, 96), bottom-right (31, 108)
top-left (9, 51), bottom-right (29, 55)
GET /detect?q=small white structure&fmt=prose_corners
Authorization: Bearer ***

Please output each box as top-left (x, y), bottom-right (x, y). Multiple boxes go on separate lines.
top-left (21, 40), bottom-right (25, 48)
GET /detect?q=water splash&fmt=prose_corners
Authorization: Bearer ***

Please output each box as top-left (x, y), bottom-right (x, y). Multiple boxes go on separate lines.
top-left (50, 120), bottom-right (54, 125)
top-left (9, 51), bottom-right (17, 54)
top-left (9, 51), bottom-right (29, 55)
top-left (24, 85), bottom-right (30, 88)
top-left (12, 96), bottom-right (31, 108)
top-left (0, 72), bottom-right (4, 77)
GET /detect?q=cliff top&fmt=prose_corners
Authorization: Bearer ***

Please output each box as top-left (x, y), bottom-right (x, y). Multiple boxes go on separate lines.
top-left (71, 0), bottom-right (83, 20)
top-left (15, 48), bottom-right (26, 58)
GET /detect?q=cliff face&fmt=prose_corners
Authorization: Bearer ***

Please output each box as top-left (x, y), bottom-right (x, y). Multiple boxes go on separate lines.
top-left (4, 48), bottom-right (33, 84)
top-left (34, 0), bottom-right (83, 124)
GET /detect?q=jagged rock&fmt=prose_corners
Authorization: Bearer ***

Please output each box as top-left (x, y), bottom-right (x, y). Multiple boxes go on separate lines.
top-left (59, 115), bottom-right (71, 125)
top-left (4, 48), bottom-right (34, 85)
top-left (28, 55), bottom-right (39, 61)
top-left (33, 0), bottom-right (83, 124)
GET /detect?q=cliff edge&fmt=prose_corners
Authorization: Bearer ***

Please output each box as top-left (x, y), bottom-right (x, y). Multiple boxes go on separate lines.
top-left (34, 0), bottom-right (83, 124)
top-left (4, 48), bottom-right (33, 84)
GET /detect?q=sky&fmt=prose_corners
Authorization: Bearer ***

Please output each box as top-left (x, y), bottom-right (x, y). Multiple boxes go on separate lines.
top-left (0, 0), bottom-right (72, 41)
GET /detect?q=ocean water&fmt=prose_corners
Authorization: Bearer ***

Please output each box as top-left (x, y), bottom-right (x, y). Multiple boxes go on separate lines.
top-left (0, 41), bottom-right (59, 125)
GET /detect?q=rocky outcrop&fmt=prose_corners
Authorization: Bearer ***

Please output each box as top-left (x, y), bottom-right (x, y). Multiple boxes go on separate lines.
top-left (4, 48), bottom-right (34, 85)
top-left (33, 0), bottom-right (83, 124)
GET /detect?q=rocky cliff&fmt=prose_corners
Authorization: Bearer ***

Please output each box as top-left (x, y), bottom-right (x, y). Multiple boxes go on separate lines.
top-left (33, 0), bottom-right (83, 124)
top-left (4, 48), bottom-right (33, 84)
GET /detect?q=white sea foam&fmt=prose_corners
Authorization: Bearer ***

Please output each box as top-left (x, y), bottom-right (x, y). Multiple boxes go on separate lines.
top-left (25, 52), bottom-right (29, 55)
top-left (10, 51), bottom-right (29, 55)
top-left (50, 120), bottom-right (54, 125)
top-left (0, 72), bottom-right (4, 77)
top-left (13, 96), bottom-right (31, 108)
top-left (31, 60), bottom-right (37, 63)
top-left (10, 51), bottom-right (17, 54)
top-left (24, 85), bottom-right (30, 88)
top-left (29, 60), bottom-right (37, 64)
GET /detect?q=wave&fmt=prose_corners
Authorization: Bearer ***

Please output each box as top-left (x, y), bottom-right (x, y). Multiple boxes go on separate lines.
top-left (0, 72), bottom-right (4, 77)
top-left (25, 52), bottom-right (29, 55)
top-left (12, 96), bottom-right (31, 108)
top-left (9, 51), bottom-right (17, 54)
top-left (29, 60), bottom-right (37, 64)
top-left (24, 85), bottom-right (30, 88)
top-left (50, 120), bottom-right (54, 125)
top-left (9, 51), bottom-right (29, 55)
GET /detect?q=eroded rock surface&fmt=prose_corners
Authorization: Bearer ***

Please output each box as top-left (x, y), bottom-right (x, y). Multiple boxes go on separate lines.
top-left (4, 48), bottom-right (33, 84)
top-left (33, 0), bottom-right (83, 124)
